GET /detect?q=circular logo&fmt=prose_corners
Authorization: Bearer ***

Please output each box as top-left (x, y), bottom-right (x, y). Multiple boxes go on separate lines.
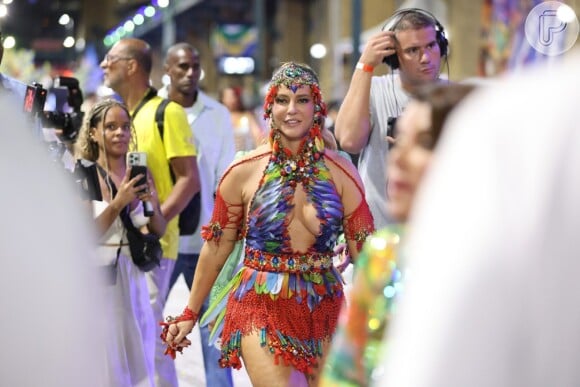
top-left (525, 1), bottom-right (579, 56)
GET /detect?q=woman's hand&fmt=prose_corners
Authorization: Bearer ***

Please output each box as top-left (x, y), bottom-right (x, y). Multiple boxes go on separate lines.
top-left (137, 171), bottom-right (167, 236)
top-left (137, 172), bottom-right (160, 209)
top-left (160, 306), bottom-right (199, 359)
top-left (161, 320), bottom-right (194, 358)
top-left (334, 240), bottom-right (352, 273)
top-left (113, 167), bottom-right (148, 209)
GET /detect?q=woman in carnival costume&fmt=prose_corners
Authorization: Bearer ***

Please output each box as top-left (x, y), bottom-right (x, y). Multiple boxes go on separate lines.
top-left (160, 62), bottom-right (375, 386)
top-left (320, 83), bottom-right (475, 386)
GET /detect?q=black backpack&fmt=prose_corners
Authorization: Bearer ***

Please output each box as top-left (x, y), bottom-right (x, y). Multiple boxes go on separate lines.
top-left (155, 99), bottom-right (201, 236)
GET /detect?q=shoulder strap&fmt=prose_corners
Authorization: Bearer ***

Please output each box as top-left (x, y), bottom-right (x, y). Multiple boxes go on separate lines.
top-left (95, 164), bottom-right (138, 232)
top-left (155, 98), bottom-right (171, 140)
top-left (131, 87), bottom-right (158, 120)
top-left (96, 164), bottom-right (118, 197)
top-left (154, 98), bottom-right (175, 183)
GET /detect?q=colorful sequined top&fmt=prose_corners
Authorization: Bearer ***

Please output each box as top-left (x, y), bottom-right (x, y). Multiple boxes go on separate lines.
top-left (319, 226), bottom-right (405, 386)
top-left (200, 128), bottom-right (375, 377)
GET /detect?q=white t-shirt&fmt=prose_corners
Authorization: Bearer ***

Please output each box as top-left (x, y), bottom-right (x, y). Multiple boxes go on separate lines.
top-left (158, 88), bottom-right (236, 254)
top-left (359, 73), bottom-right (410, 229)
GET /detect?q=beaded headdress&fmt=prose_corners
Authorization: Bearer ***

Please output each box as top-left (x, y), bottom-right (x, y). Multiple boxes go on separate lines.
top-left (262, 62), bottom-right (328, 159)
top-left (263, 62), bottom-right (327, 125)
top-left (270, 62), bottom-right (319, 92)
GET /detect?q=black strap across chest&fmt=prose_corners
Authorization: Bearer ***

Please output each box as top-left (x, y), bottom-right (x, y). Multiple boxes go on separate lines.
top-left (131, 87), bottom-right (158, 120)
top-left (95, 164), bottom-right (138, 233)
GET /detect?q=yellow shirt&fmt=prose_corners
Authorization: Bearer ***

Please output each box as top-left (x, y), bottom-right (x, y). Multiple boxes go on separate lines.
top-left (132, 96), bottom-right (196, 259)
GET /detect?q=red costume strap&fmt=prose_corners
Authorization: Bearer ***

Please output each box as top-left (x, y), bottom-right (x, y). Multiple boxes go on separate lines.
top-left (325, 154), bottom-right (375, 252)
top-left (201, 152), bottom-right (271, 243)
top-left (201, 192), bottom-right (244, 243)
top-left (324, 153), bottom-right (366, 197)
top-left (344, 201), bottom-right (375, 252)
top-left (160, 306), bottom-right (199, 359)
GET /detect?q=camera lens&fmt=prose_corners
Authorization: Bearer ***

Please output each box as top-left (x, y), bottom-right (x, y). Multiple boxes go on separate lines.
top-left (387, 117), bottom-right (398, 138)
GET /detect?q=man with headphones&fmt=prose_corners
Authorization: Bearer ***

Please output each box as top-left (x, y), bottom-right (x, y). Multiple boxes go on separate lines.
top-left (334, 8), bottom-right (448, 229)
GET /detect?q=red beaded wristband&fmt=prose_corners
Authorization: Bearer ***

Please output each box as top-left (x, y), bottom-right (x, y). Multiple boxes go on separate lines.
top-left (176, 306), bottom-right (197, 322)
top-left (356, 62), bottom-right (374, 73)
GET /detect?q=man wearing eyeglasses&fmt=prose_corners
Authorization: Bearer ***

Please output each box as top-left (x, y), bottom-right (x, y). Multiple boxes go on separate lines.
top-left (101, 38), bottom-right (201, 387)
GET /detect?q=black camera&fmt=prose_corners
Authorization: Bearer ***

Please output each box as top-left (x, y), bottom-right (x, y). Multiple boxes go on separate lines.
top-left (25, 76), bottom-right (84, 141)
top-left (387, 117), bottom-right (398, 150)
top-left (387, 117), bottom-right (398, 138)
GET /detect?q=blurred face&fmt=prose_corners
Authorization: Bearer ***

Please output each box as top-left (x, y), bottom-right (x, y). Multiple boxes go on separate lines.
top-left (221, 88), bottom-right (240, 111)
top-left (387, 100), bottom-right (434, 221)
top-left (92, 106), bottom-right (132, 158)
top-left (271, 85), bottom-right (315, 143)
top-left (396, 26), bottom-right (441, 89)
top-left (165, 48), bottom-right (201, 96)
top-left (100, 43), bottom-right (132, 91)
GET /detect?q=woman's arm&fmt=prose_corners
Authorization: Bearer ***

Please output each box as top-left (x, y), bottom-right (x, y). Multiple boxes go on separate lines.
top-left (94, 197), bottom-right (124, 236)
top-left (94, 171), bottom-right (148, 236)
top-left (142, 173), bottom-right (167, 236)
top-left (164, 162), bottom-right (247, 348)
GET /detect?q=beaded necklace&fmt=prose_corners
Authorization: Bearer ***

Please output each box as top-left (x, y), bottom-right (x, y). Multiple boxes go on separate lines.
top-left (247, 121), bottom-right (342, 255)
top-left (268, 124), bottom-right (325, 187)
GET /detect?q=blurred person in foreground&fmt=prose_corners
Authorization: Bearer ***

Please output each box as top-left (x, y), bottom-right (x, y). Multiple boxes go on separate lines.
top-left (100, 38), bottom-right (200, 387)
top-left (75, 98), bottom-right (167, 386)
top-left (375, 52), bottom-right (580, 387)
top-left (0, 94), bottom-right (105, 386)
top-left (320, 83), bottom-right (475, 387)
top-left (161, 62), bottom-right (375, 386)
top-left (160, 42), bottom-right (236, 387)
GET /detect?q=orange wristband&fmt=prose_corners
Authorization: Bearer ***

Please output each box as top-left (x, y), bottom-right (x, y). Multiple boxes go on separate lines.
top-left (356, 62), bottom-right (374, 73)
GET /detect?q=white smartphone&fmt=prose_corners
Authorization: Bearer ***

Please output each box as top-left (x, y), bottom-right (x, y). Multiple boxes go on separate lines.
top-left (126, 151), bottom-right (148, 193)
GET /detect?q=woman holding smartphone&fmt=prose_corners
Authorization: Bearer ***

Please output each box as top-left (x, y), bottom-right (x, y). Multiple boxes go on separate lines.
top-left (75, 98), bottom-right (166, 386)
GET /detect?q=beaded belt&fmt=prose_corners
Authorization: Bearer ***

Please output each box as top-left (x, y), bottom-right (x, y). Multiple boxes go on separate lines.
top-left (244, 247), bottom-right (333, 273)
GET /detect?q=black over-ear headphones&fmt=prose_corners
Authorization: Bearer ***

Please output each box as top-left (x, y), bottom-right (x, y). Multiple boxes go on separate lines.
top-left (381, 8), bottom-right (448, 70)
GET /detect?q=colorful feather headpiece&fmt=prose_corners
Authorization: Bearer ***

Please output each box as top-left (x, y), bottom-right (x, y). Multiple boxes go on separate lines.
top-left (263, 62), bottom-right (327, 124)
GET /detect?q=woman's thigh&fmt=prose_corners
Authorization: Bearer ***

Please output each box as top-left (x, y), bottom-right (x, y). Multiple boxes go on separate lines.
top-left (241, 332), bottom-right (309, 387)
